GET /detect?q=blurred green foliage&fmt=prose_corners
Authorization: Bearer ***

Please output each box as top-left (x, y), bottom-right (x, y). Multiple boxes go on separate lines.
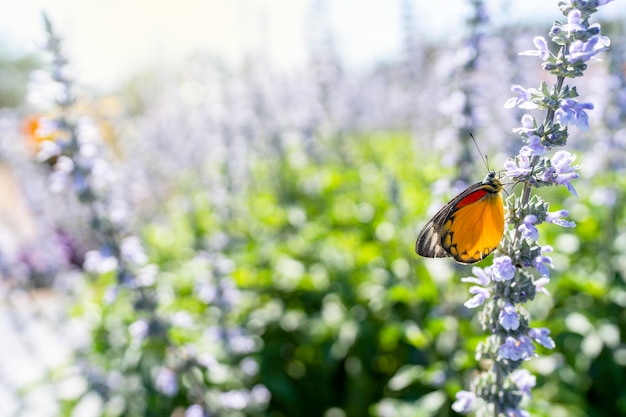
top-left (70, 132), bottom-right (626, 416)
top-left (526, 175), bottom-right (626, 417)
top-left (0, 50), bottom-right (39, 108)
top-left (142, 132), bottom-right (484, 416)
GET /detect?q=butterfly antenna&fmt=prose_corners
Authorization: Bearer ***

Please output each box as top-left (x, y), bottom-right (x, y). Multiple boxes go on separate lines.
top-left (469, 133), bottom-right (490, 171)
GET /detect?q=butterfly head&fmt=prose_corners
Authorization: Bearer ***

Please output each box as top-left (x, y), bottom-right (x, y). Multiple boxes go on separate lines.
top-left (482, 170), bottom-right (504, 193)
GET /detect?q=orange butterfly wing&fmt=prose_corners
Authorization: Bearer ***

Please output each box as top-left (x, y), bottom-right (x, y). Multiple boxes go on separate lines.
top-left (416, 173), bottom-right (504, 264)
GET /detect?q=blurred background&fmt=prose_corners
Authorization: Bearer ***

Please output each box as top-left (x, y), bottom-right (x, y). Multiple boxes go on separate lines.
top-left (1, 1), bottom-right (626, 416)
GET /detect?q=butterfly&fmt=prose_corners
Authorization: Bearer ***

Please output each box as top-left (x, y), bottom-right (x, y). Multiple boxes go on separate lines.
top-left (415, 171), bottom-right (504, 264)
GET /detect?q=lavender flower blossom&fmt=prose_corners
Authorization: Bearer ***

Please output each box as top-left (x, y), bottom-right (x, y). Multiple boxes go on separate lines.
top-left (555, 98), bottom-right (594, 130)
top-left (532, 251), bottom-right (554, 278)
top-left (461, 267), bottom-right (493, 308)
top-left (27, 70), bottom-right (66, 105)
top-left (155, 368), bottom-right (179, 397)
top-left (120, 236), bottom-right (149, 266)
top-left (83, 249), bottom-right (119, 274)
top-left (505, 408), bottom-right (530, 417)
top-left (519, 135), bottom-right (547, 157)
top-left (504, 154), bottom-right (532, 178)
top-left (542, 150), bottom-right (580, 195)
top-left (510, 369), bottom-right (536, 396)
top-left (561, 9), bottom-right (586, 33)
top-left (546, 210), bottom-right (576, 227)
top-left (519, 36), bottom-right (550, 61)
top-left (498, 336), bottom-right (536, 361)
top-left (492, 256), bottom-right (516, 281)
top-left (533, 277), bottom-right (551, 295)
top-left (499, 303), bottom-right (520, 331)
top-left (518, 215), bottom-right (539, 241)
top-left (219, 389), bottom-right (251, 410)
top-left (464, 286), bottom-right (491, 309)
top-left (185, 405), bottom-right (206, 417)
top-left (250, 384), bottom-right (271, 404)
top-left (566, 35), bottom-right (611, 63)
top-left (129, 319), bottom-right (149, 342)
top-left (528, 327), bottom-right (556, 349)
top-left (551, 151), bottom-right (581, 191)
top-left (504, 85), bottom-right (539, 109)
top-left (461, 266), bottom-right (492, 286)
top-left (451, 391), bottom-right (476, 414)
top-left (513, 114), bottom-right (538, 136)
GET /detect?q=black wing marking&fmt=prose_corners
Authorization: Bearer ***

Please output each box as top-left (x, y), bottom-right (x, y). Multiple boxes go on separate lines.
top-left (415, 199), bottom-right (456, 258)
top-left (415, 182), bottom-right (484, 259)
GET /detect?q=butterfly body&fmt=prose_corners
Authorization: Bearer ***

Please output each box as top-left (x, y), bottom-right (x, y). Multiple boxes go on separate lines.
top-left (416, 171), bottom-right (504, 264)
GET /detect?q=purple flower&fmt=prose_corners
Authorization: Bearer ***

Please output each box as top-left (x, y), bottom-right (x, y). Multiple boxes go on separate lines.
top-left (121, 236), bottom-right (148, 266)
top-left (519, 36), bottom-right (550, 61)
top-left (566, 35), bottom-right (611, 63)
top-left (519, 135), bottom-right (547, 157)
top-left (251, 384), bottom-right (271, 404)
top-left (462, 267), bottom-right (493, 308)
top-left (129, 319), bottom-right (149, 342)
top-left (185, 405), bottom-right (206, 417)
top-left (498, 336), bottom-right (536, 361)
top-left (103, 285), bottom-right (118, 304)
top-left (226, 328), bottom-right (257, 354)
top-left (528, 327), bottom-right (556, 349)
top-left (561, 9), bottom-right (586, 33)
top-left (518, 214), bottom-right (539, 241)
top-left (461, 266), bottom-right (492, 286)
top-left (451, 390), bottom-right (476, 414)
top-left (83, 249), bottom-right (119, 274)
top-left (499, 302), bottom-right (520, 331)
top-left (513, 114), bottom-right (537, 136)
top-left (542, 151), bottom-right (580, 196)
top-left (555, 98), bottom-right (594, 130)
top-left (504, 155), bottom-right (532, 179)
top-left (510, 369), bottom-right (536, 396)
top-left (505, 408), bottom-right (531, 417)
top-left (549, 22), bottom-right (563, 37)
top-left (493, 256), bottom-right (516, 282)
top-left (533, 277), bottom-right (550, 295)
top-left (464, 286), bottom-right (491, 309)
top-left (546, 210), bottom-right (576, 228)
top-left (533, 255), bottom-right (553, 278)
top-left (219, 389), bottom-right (251, 410)
top-left (155, 368), bottom-right (179, 397)
top-left (504, 85), bottom-right (539, 109)
top-left (532, 246), bottom-right (554, 278)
